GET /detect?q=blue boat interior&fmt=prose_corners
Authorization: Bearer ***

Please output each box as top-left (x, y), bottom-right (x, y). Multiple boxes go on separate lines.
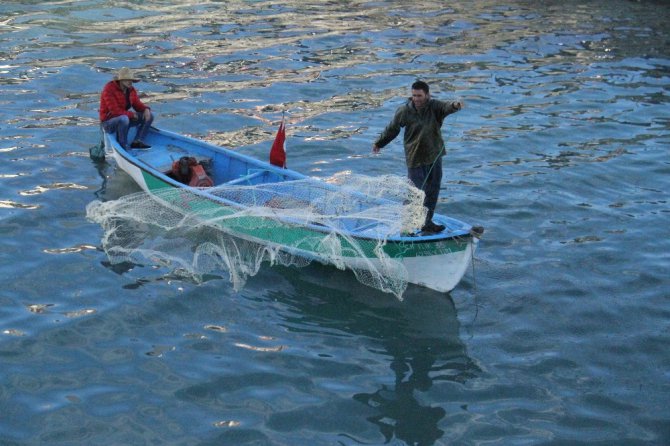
top-left (132, 132), bottom-right (292, 187)
top-left (120, 128), bottom-right (472, 239)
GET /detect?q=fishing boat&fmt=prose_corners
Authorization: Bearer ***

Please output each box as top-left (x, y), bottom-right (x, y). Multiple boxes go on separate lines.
top-left (102, 126), bottom-right (481, 294)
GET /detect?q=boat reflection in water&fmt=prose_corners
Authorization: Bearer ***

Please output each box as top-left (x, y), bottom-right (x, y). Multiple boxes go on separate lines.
top-left (254, 263), bottom-right (480, 445)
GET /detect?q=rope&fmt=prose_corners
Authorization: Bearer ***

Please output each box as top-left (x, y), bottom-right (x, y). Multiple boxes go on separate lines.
top-left (470, 237), bottom-right (478, 293)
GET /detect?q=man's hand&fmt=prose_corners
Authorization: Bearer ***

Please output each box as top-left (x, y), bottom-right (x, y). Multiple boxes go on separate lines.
top-left (453, 101), bottom-right (464, 110)
top-left (372, 144), bottom-right (381, 154)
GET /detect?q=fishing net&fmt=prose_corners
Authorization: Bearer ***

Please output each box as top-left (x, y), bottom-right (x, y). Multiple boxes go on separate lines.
top-left (86, 173), bottom-right (427, 299)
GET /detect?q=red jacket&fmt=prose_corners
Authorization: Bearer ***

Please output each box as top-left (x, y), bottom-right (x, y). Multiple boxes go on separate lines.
top-left (99, 80), bottom-right (149, 122)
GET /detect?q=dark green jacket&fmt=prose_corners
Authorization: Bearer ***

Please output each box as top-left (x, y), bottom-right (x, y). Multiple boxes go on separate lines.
top-left (375, 98), bottom-right (459, 168)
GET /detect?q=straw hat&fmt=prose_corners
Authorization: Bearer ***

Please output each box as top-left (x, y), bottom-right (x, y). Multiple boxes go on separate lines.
top-left (114, 67), bottom-right (140, 82)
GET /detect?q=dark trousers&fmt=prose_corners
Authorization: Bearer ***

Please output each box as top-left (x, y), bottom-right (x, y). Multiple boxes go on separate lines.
top-left (408, 156), bottom-right (442, 224)
top-left (101, 112), bottom-right (153, 149)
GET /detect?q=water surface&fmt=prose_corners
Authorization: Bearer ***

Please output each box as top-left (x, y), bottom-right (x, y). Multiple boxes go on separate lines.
top-left (1, 1), bottom-right (669, 444)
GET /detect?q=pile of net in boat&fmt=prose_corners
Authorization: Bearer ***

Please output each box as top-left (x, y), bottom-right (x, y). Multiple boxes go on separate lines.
top-left (86, 173), bottom-right (427, 298)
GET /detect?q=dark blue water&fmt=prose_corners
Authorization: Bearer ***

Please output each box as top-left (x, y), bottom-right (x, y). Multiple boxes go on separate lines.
top-left (1, 1), bottom-right (669, 444)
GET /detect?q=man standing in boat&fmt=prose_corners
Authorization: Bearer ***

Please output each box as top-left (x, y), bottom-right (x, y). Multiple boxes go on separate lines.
top-left (99, 67), bottom-right (154, 149)
top-left (373, 80), bottom-right (462, 234)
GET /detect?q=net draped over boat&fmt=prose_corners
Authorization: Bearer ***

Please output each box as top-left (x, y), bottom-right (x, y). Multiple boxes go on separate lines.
top-left (86, 173), bottom-right (427, 298)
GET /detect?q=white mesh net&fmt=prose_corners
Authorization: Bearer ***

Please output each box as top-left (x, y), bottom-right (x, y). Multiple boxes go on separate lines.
top-left (86, 173), bottom-right (427, 299)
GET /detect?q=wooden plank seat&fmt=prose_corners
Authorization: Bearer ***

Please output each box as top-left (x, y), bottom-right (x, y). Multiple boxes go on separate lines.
top-left (225, 169), bottom-right (270, 186)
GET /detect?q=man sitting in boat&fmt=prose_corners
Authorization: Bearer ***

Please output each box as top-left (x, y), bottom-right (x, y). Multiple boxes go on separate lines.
top-left (99, 67), bottom-right (154, 150)
top-left (372, 80), bottom-right (462, 234)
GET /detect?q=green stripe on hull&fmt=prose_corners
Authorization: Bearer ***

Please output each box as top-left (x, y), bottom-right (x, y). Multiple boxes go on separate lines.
top-left (141, 170), bottom-right (470, 260)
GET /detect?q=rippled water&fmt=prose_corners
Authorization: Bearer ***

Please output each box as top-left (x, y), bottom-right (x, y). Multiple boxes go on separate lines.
top-left (1, 1), bottom-right (669, 444)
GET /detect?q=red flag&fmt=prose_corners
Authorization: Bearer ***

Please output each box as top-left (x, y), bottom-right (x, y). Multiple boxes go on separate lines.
top-left (269, 119), bottom-right (286, 168)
